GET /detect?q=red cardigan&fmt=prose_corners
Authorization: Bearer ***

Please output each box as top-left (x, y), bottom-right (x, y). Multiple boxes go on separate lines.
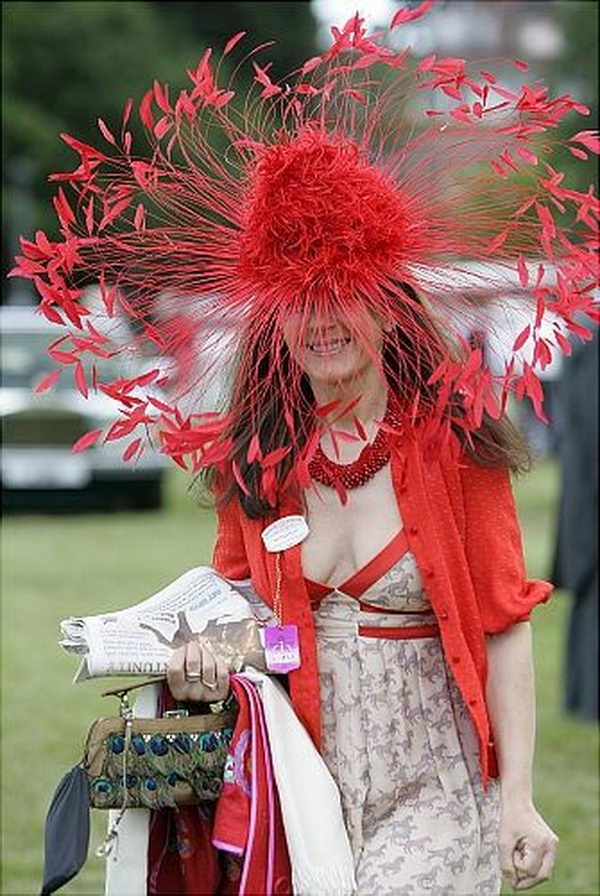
top-left (212, 432), bottom-right (552, 787)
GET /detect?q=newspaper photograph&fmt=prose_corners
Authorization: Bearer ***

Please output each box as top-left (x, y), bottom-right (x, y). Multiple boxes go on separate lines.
top-left (60, 567), bottom-right (274, 682)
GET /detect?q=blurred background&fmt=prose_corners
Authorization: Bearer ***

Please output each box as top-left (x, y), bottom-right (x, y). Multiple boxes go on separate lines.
top-left (2, 2), bottom-right (598, 894)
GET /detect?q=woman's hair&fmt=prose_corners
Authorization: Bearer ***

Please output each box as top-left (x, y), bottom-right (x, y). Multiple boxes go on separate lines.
top-left (200, 283), bottom-right (532, 518)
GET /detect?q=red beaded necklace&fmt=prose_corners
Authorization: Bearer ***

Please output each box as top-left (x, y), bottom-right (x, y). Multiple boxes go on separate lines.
top-left (308, 402), bottom-right (402, 490)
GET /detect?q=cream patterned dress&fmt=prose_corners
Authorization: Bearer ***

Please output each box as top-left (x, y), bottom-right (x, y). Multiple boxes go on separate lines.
top-left (305, 529), bottom-right (502, 896)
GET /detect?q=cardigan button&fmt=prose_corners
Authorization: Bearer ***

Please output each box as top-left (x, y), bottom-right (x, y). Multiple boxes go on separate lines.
top-left (438, 611), bottom-right (449, 621)
top-left (274, 877), bottom-right (291, 894)
top-left (469, 698), bottom-right (477, 707)
top-left (408, 526), bottom-right (418, 536)
top-left (452, 656), bottom-right (461, 664)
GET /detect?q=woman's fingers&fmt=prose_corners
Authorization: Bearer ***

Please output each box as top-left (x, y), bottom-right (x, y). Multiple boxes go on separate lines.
top-left (198, 643), bottom-right (218, 690)
top-left (499, 804), bottom-right (558, 891)
top-left (514, 834), bottom-right (559, 890)
top-left (166, 644), bottom-right (188, 700)
top-left (215, 655), bottom-right (230, 700)
top-left (166, 641), bottom-right (231, 703)
top-left (514, 835), bottom-right (544, 880)
top-left (184, 640), bottom-right (202, 683)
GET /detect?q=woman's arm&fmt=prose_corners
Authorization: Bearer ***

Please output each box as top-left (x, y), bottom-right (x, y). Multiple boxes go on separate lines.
top-left (486, 621), bottom-right (559, 891)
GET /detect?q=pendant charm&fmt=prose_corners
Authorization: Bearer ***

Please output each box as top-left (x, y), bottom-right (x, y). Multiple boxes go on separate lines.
top-left (261, 515), bottom-right (309, 552)
top-left (264, 624), bottom-right (301, 673)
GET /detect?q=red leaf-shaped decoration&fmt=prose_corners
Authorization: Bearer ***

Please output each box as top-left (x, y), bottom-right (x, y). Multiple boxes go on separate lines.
top-left (261, 446), bottom-right (290, 468)
top-left (569, 130), bottom-right (600, 153)
top-left (391, 0), bottom-right (436, 28)
top-left (74, 361), bottom-right (89, 398)
top-left (72, 429), bottom-right (103, 453)
top-left (153, 80), bottom-right (172, 115)
top-left (352, 415), bottom-right (367, 441)
top-left (482, 230), bottom-right (508, 254)
top-left (123, 438), bottom-right (142, 461)
top-left (517, 256), bottom-right (529, 288)
top-left (512, 325), bottom-right (531, 352)
top-left (35, 368), bottom-right (62, 394)
top-left (48, 347), bottom-right (78, 364)
top-left (247, 433), bottom-right (262, 464)
top-left (139, 89), bottom-right (154, 129)
top-left (134, 203), bottom-right (146, 231)
top-left (333, 477), bottom-right (348, 506)
top-left (122, 97), bottom-right (133, 130)
top-left (315, 398), bottom-right (342, 418)
top-left (224, 31), bottom-right (246, 56)
top-left (302, 56), bottom-right (322, 75)
top-left (147, 395), bottom-right (176, 414)
top-left (516, 145), bottom-right (538, 165)
top-left (154, 116), bottom-right (172, 140)
top-left (568, 146), bottom-right (589, 161)
top-left (554, 330), bottom-right (572, 356)
top-left (97, 118), bottom-right (116, 145)
top-left (85, 197), bottom-right (95, 235)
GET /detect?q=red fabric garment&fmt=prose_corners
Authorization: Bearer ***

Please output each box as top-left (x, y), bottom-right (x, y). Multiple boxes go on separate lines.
top-left (213, 677), bottom-right (292, 896)
top-left (147, 681), bottom-right (291, 895)
top-left (212, 433), bottom-right (553, 788)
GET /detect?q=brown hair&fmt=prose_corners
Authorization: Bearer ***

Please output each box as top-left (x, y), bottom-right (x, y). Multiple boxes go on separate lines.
top-left (201, 284), bottom-right (532, 518)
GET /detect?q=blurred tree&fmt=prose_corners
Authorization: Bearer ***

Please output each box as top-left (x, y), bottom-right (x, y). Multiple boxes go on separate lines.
top-left (2, 1), bottom-right (316, 300)
top-left (544, 0), bottom-right (599, 196)
top-left (151, 2), bottom-right (317, 76)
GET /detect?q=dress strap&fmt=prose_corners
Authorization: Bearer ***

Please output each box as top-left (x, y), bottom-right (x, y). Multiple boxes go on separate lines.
top-left (304, 528), bottom-right (410, 603)
top-left (340, 528), bottom-right (409, 598)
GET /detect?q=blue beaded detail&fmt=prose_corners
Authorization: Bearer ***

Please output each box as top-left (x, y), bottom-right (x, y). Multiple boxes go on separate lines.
top-left (149, 735), bottom-right (169, 756)
top-left (110, 734), bottom-right (125, 754)
top-left (131, 735), bottom-right (146, 755)
top-left (172, 733), bottom-right (191, 754)
top-left (92, 778), bottom-right (112, 794)
top-left (200, 731), bottom-right (219, 752)
top-left (144, 778), bottom-right (157, 791)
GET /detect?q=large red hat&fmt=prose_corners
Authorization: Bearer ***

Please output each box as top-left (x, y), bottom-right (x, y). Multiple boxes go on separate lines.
top-left (10, 3), bottom-right (600, 505)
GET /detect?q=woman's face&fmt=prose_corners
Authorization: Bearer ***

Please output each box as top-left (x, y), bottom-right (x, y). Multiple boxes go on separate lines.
top-left (282, 309), bottom-right (386, 387)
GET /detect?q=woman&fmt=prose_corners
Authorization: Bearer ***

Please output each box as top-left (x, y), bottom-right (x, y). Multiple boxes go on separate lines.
top-left (167, 294), bottom-right (559, 894)
top-left (15, 8), bottom-right (596, 894)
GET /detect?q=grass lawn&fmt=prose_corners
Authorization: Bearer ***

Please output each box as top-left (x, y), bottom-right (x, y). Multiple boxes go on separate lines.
top-left (1, 462), bottom-right (598, 895)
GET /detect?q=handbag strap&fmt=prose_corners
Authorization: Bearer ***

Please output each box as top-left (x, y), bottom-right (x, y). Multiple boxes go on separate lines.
top-left (101, 676), bottom-right (166, 699)
top-left (102, 677), bottom-right (166, 719)
top-left (95, 711), bottom-right (134, 859)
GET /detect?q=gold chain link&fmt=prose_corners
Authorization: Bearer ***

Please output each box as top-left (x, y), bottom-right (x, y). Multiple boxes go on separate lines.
top-left (273, 552), bottom-right (283, 625)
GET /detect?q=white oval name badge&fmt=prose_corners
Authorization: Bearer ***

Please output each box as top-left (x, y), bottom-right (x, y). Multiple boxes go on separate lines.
top-left (261, 515), bottom-right (310, 552)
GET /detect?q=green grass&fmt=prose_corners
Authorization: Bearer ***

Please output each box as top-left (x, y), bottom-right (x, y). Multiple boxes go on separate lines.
top-left (1, 463), bottom-right (598, 895)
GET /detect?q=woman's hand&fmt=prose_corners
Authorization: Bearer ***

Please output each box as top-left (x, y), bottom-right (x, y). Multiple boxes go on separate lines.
top-left (167, 639), bottom-right (231, 704)
top-left (499, 799), bottom-right (559, 891)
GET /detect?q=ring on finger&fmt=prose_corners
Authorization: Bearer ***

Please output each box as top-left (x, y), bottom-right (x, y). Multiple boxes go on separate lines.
top-left (186, 670), bottom-right (202, 682)
top-left (201, 674), bottom-right (218, 689)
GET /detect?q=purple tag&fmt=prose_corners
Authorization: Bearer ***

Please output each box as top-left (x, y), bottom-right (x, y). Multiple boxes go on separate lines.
top-left (264, 625), bottom-right (301, 673)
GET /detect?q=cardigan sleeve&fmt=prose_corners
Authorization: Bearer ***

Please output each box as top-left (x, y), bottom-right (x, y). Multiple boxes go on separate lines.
top-left (459, 458), bottom-right (553, 634)
top-left (212, 498), bottom-right (251, 581)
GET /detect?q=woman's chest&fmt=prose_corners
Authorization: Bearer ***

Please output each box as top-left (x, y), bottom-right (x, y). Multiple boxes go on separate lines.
top-left (300, 465), bottom-right (404, 586)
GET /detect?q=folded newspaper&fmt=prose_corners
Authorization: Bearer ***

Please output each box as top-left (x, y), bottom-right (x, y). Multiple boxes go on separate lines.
top-left (60, 567), bottom-right (275, 682)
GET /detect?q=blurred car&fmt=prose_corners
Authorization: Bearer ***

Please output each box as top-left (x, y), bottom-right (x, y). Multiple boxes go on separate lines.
top-left (1, 305), bottom-right (169, 511)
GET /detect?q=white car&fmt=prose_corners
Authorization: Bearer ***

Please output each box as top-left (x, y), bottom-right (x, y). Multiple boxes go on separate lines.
top-left (1, 305), bottom-right (169, 510)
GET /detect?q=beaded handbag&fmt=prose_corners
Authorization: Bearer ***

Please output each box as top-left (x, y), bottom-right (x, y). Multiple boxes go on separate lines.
top-left (83, 679), bottom-right (237, 812)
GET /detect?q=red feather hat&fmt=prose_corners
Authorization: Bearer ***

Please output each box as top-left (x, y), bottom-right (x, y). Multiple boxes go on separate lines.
top-left (11, 4), bottom-right (600, 506)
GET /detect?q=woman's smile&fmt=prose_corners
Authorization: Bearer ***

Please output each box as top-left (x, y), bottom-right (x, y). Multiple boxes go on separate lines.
top-left (305, 334), bottom-right (352, 357)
